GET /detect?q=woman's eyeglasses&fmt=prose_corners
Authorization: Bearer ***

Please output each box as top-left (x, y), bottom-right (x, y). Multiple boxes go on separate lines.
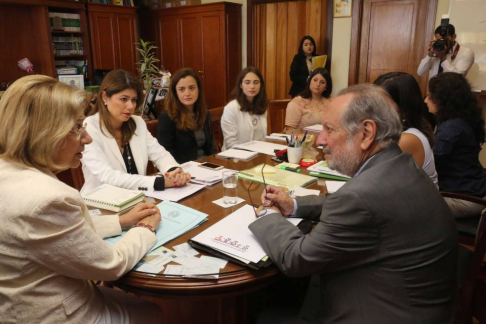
top-left (70, 122), bottom-right (87, 139)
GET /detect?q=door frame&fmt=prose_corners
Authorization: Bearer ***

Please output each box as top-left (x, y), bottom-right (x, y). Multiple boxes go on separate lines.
top-left (348, 0), bottom-right (438, 89)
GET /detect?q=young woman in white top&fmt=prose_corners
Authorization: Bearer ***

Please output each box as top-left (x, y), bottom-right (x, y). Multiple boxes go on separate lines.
top-left (221, 67), bottom-right (268, 150)
top-left (81, 70), bottom-right (191, 194)
top-left (374, 72), bottom-right (438, 187)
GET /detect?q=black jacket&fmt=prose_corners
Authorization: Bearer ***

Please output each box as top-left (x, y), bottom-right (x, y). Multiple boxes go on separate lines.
top-left (289, 54), bottom-right (316, 97)
top-left (157, 111), bottom-right (217, 164)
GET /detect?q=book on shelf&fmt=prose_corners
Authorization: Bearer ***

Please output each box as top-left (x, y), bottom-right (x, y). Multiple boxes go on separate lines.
top-left (49, 13), bottom-right (81, 32)
top-left (82, 184), bottom-right (145, 212)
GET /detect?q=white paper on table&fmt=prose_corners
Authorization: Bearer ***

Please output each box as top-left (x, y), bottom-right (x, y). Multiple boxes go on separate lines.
top-left (307, 161), bottom-right (351, 179)
top-left (212, 197), bottom-right (245, 208)
top-left (173, 242), bottom-right (200, 256)
top-left (303, 124), bottom-right (323, 133)
top-left (234, 141), bottom-right (287, 156)
top-left (88, 209), bottom-right (102, 216)
top-left (325, 181), bottom-right (346, 193)
top-left (191, 205), bottom-right (302, 263)
top-left (144, 183), bottom-right (205, 202)
top-left (216, 148), bottom-right (258, 160)
top-left (265, 133), bottom-right (291, 142)
top-left (292, 185), bottom-right (320, 197)
top-left (180, 161), bottom-right (236, 185)
top-left (164, 264), bottom-right (220, 279)
top-left (199, 255), bottom-right (228, 269)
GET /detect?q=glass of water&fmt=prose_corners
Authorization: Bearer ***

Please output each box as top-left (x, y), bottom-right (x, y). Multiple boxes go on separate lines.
top-left (222, 171), bottom-right (238, 204)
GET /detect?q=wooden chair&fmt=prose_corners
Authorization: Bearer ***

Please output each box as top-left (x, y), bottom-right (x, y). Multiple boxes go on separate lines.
top-left (268, 99), bottom-right (290, 134)
top-left (209, 107), bottom-right (224, 152)
top-left (440, 192), bottom-right (486, 324)
top-left (56, 166), bottom-right (85, 191)
top-left (146, 120), bottom-right (159, 175)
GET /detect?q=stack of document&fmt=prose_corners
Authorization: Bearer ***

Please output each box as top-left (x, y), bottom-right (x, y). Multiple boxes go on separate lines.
top-left (104, 201), bottom-right (208, 253)
top-left (82, 184), bottom-right (144, 212)
top-left (307, 161), bottom-right (351, 181)
top-left (216, 148), bottom-right (258, 160)
top-left (303, 124), bottom-right (323, 134)
top-left (180, 161), bottom-right (236, 186)
top-left (238, 163), bottom-right (317, 189)
top-left (234, 141), bottom-right (287, 156)
top-left (265, 133), bottom-right (292, 143)
top-left (189, 205), bottom-right (304, 270)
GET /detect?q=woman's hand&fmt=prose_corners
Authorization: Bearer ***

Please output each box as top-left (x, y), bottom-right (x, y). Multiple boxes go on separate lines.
top-left (164, 168), bottom-right (191, 188)
top-left (119, 203), bottom-right (161, 228)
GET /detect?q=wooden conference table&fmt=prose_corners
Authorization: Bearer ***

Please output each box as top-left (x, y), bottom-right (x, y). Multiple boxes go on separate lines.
top-left (111, 152), bottom-right (327, 324)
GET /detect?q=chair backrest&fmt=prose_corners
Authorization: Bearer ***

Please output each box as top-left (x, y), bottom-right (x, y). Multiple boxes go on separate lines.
top-left (442, 192), bottom-right (486, 323)
top-left (268, 99), bottom-right (290, 134)
top-left (210, 107), bottom-right (224, 152)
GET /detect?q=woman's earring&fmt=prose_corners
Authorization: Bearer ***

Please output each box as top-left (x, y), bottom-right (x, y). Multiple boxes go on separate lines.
top-left (104, 102), bottom-right (107, 106)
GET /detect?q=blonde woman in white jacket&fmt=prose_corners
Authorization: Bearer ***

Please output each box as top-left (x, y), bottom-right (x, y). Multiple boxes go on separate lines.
top-left (0, 75), bottom-right (162, 323)
top-left (221, 67), bottom-right (268, 150)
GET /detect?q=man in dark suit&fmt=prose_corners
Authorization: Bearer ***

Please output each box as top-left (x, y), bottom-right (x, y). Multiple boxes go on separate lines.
top-left (249, 84), bottom-right (458, 323)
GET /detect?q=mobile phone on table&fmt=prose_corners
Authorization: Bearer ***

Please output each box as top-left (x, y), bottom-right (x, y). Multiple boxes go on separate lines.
top-left (198, 162), bottom-right (224, 171)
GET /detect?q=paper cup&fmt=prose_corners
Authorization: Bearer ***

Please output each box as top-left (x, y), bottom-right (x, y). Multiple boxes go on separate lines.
top-left (287, 146), bottom-right (303, 164)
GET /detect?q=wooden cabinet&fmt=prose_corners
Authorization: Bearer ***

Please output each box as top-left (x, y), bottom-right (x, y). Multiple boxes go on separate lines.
top-left (0, 0), bottom-right (92, 84)
top-left (87, 3), bottom-right (138, 75)
top-left (149, 2), bottom-right (242, 108)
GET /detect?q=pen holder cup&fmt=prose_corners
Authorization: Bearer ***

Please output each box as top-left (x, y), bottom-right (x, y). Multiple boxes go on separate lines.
top-left (287, 146), bottom-right (303, 164)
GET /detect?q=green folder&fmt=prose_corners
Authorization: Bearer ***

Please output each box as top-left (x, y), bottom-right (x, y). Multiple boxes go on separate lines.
top-left (237, 164), bottom-right (317, 189)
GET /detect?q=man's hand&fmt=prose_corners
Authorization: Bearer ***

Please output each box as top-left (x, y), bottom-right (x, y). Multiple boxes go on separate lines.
top-left (119, 203), bottom-right (161, 228)
top-left (165, 168), bottom-right (191, 188)
top-left (261, 185), bottom-right (295, 216)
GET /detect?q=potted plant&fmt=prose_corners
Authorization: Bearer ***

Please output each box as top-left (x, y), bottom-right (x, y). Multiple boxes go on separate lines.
top-left (136, 38), bottom-right (160, 95)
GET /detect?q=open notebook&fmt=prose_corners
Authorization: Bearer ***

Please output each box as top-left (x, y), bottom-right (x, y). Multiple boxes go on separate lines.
top-left (82, 184), bottom-right (144, 212)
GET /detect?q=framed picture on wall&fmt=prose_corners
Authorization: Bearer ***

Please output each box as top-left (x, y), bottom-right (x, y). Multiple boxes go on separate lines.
top-left (334, 0), bottom-right (352, 18)
top-left (58, 75), bottom-right (84, 90)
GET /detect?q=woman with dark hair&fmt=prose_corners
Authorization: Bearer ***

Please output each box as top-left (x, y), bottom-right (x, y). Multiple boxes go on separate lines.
top-left (289, 35), bottom-right (319, 97)
top-left (285, 67), bottom-right (332, 134)
top-left (221, 67), bottom-right (268, 150)
top-left (374, 72), bottom-right (438, 186)
top-left (157, 67), bottom-right (216, 163)
top-left (425, 72), bottom-right (486, 217)
top-left (81, 69), bottom-right (190, 194)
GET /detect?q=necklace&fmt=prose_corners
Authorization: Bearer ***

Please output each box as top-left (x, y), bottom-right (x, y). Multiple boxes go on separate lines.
top-left (124, 143), bottom-right (132, 173)
top-left (251, 115), bottom-right (259, 126)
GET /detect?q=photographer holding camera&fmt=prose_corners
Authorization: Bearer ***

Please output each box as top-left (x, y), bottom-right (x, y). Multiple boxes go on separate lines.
top-left (417, 22), bottom-right (474, 80)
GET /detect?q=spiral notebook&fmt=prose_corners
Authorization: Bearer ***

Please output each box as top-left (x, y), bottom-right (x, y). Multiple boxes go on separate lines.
top-left (82, 184), bottom-right (145, 212)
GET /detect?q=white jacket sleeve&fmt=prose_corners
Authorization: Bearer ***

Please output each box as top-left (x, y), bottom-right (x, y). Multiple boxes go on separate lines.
top-left (22, 196), bottom-right (156, 281)
top-left (221, 101), bottom-right (240, 150)
top-left (91, 215), bottom-right (122, 239)
top-left (417, 55), bottom-right (433, 76)
top-left (442, 48), bottom-right (474, 75)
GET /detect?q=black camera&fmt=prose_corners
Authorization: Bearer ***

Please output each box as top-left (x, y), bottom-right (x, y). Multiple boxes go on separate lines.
top-left (432, 18), bottom-right (450, 52)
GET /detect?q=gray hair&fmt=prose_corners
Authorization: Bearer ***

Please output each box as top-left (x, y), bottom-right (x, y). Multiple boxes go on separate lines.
top-left (338, 84), bottom-right (402, 147)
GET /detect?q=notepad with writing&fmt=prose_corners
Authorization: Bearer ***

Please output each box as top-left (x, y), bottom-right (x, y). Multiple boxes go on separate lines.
top-left (82, 184), bottom-right (144, 212)
top-left (237, 164), bottom-right (317, 189)
top-left (216, 148), bottom-right (258, 160)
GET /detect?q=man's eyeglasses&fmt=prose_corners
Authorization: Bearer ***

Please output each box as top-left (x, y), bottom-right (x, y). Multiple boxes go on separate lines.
top-left (70, 122), bottom-right (87, 139)
top-left (247, 163), bottom-right (269, 218)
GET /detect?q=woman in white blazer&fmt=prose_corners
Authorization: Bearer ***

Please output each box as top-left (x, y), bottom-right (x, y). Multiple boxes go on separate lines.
top-left (0, 75), bottom-right (162, 323)
top-left (221, 67), bottom-right (268, 150)
top-left (81, 70), bottom-right (191, 194)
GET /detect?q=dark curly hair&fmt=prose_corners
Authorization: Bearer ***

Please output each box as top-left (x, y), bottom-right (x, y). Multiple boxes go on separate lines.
top-left (300, 67), bottom-right (332, 99)
top-left (428, 72), bottom-right (485, 144)
top-left (374, 72), bottom-right (434, 146)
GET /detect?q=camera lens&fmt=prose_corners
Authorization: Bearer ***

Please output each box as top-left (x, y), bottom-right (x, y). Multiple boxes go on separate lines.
top-left (432, 39), bottom-right (447, 51)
